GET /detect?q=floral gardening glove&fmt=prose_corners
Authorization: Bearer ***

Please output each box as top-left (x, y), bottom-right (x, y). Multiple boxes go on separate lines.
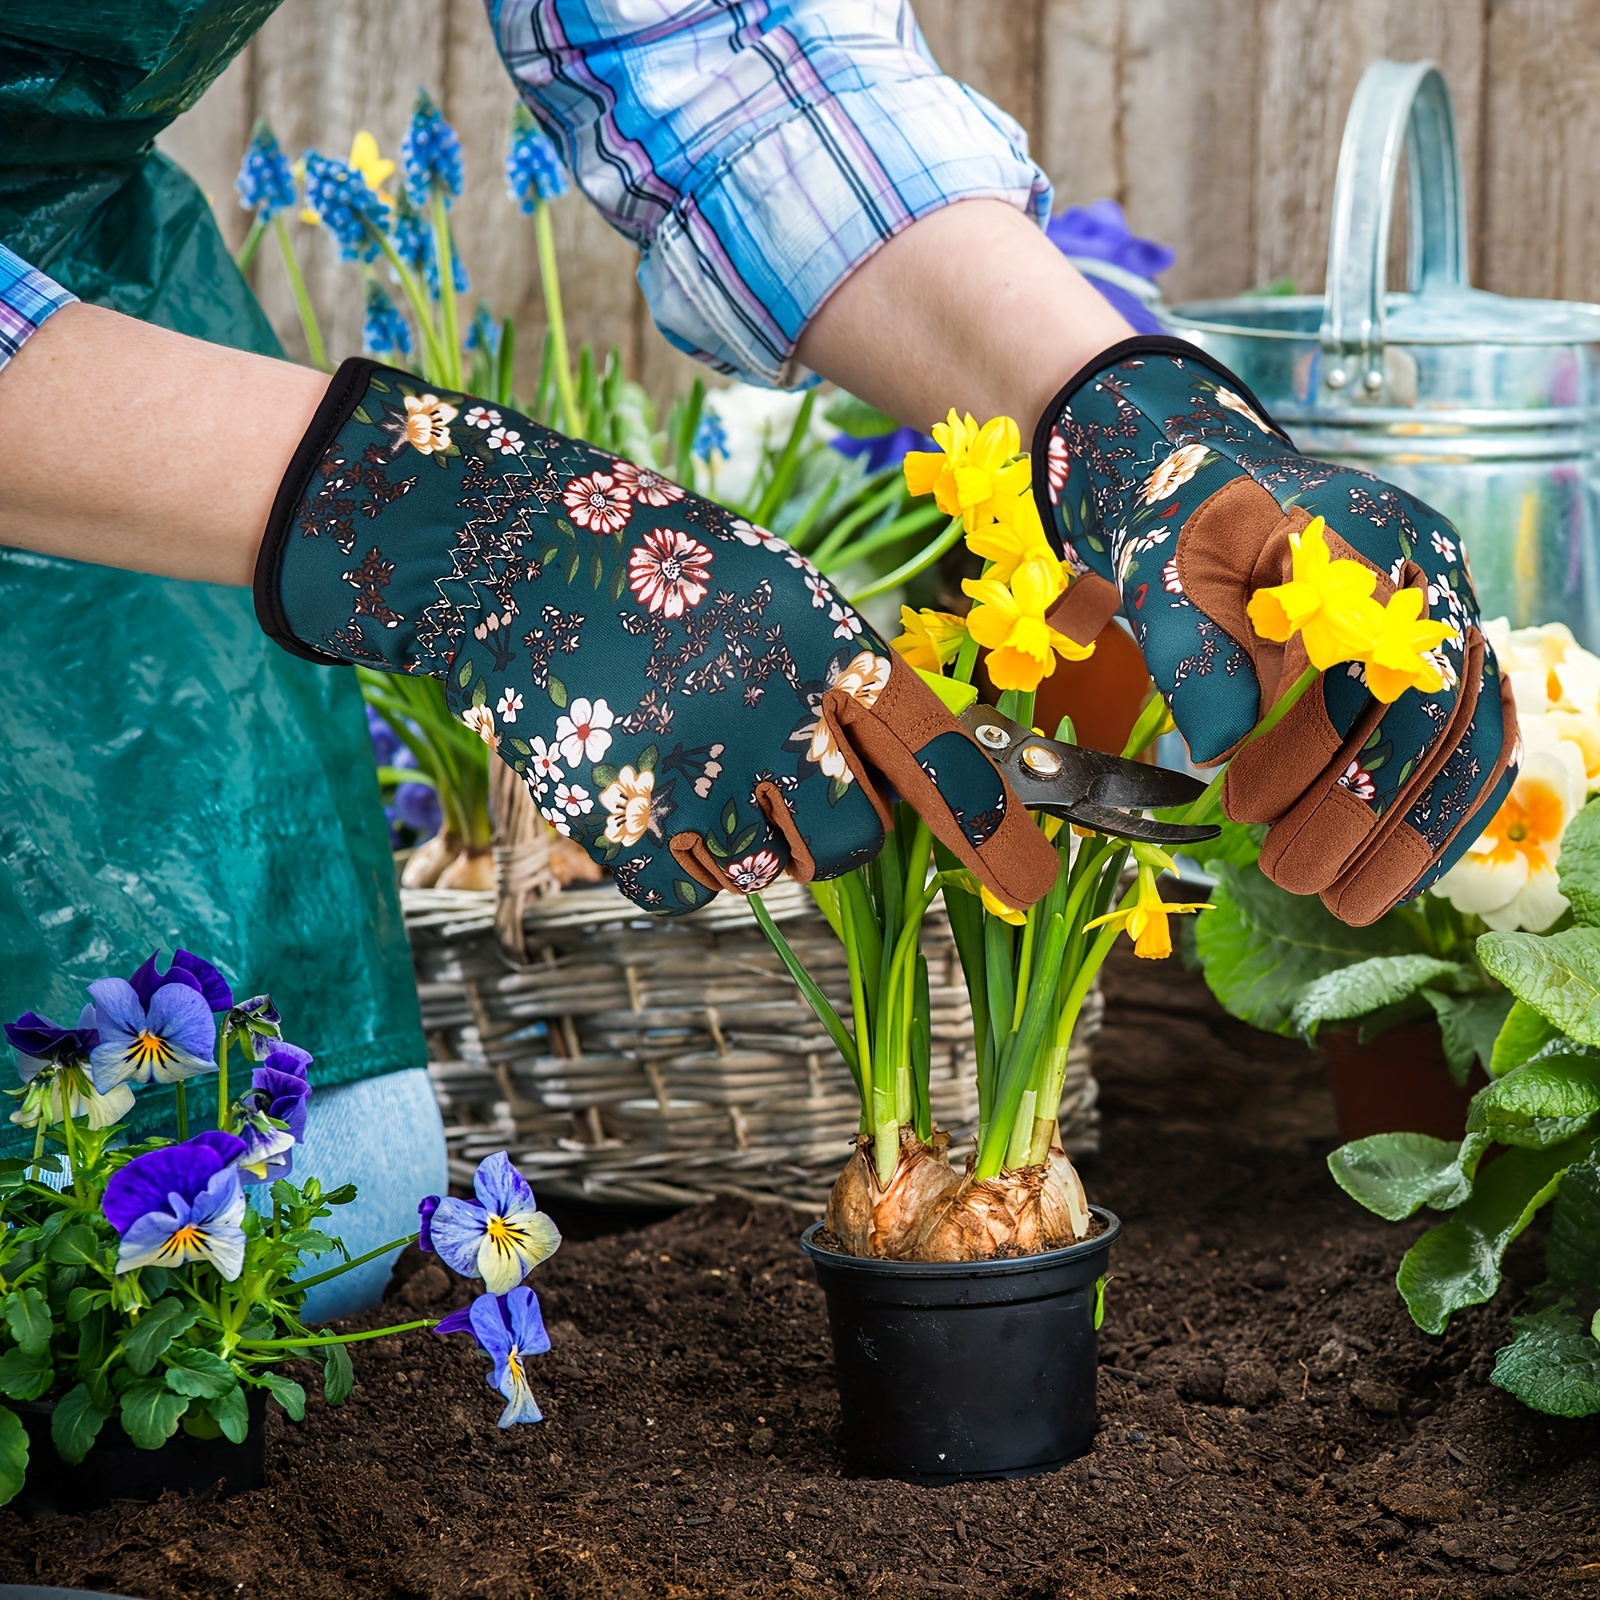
top-left (1032, 335), bottom-right (1519, 927)
top-left (255, 360), bottom-right (1058, 915)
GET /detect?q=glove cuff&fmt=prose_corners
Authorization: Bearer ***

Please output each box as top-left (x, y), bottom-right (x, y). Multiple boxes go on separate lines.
top-left (254, 356), bottom-right (381, 667)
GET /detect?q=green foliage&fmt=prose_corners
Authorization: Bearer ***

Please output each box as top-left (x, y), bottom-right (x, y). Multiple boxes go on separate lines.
top-left (49, 1385), bottom-right (108, 1465)
top-left (1490, 999), bottom-right (1561, 1077)
top-left (1327, 1130), bottom-right (1487, 1220)
top-left (1292, 954), bottom-right (1475, 1038)
top-left (0, 1409), bottom-right (26, 1507)
top-left (1556, 795), bottom-right (1600, 927)
top-left (1492, 1303), bottom-right (1600, 1416)
top-left (1478, 927), bottom-right (1600, 1045)
top-left (120, 1378), bottom-right (189, 1450)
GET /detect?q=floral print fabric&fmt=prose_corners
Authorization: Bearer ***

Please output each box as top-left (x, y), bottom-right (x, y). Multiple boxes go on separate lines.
top-left (259, 360), bottom-right (1035, 915)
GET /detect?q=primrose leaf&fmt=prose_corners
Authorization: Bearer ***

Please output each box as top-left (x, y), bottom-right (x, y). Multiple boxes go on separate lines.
top-left (1547, 1149), bottom-right (1600, 1293)
top-left (120, 1378), bottom-right (188, 1450)
top-left (1196, 863), bottom-right (1425, 1035)
top-left (1491, 1302), bottom-right (1600, 1416)
top-left (1327, 1131), bottom-right (1489, 1221)
top-left (1291, 955), bottom-right (1474, 1039)
top-left (1490, 998), bottom-right (1562, 1079)
top-left (319, 1343), bottom-right (355, 1406)
top-left (209, 1385), bottom-right (251, 1444)
top-left (1468, 1052), bottom-right (1600, 1147)
top-left (0, 1346), bottom-right (51, 1401)
top-left (2, 1288), bottom-right (51, 1357)
top-left (1477, 927), bottom-right (1600, 1045)
top-left (122, 1297), bottom-right (201, 1377)
top-left (257, 1372), bottom-right (307, 1421)
top-left (1425, 988), bottom-right (1514, 1083)
top-left (1557, 796), bottom-right (1600, 926)
top-left (0, 1408), bottom-right (26, 1507)
top-left (164, 1348), bottom-right (239, 1401)
top-left (1397, 1134), bottom-right (1596, 1333)
top-left (50, 1383), bottom-right (110, 1465)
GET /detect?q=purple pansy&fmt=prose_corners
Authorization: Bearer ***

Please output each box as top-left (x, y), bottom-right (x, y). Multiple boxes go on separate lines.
top-left (88, 978), bottom-right (217, 1093)
top-left (418, 1194), bottom-right (440, 1253)
top-left (237, 1046), bottom-right (314, 1183)
top-left (6, 1005), bottom-right (132, 1130)
top-left (102, 1133), bottom-right (249, 1279)
top-left (226, 994), bottom-right (283, 1062)
top-left (1046, 199), bottom-right (1174, 335)
top-left (830, 424), bottom-right (935, 474)
top-left (423, 1152), bottom-right (561, 1295)
top-left (129, 949), bottom-right (234, 1014)
top-left (4, 1008), bottom-right (99, 1066)
top-left (440, 1288), bottom-right (550, 1426)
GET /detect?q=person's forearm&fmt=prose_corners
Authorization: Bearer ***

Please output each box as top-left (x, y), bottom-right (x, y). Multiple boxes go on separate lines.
top-left (0, 303), bottom-right (324, 587)
top-left (795, 200), bottom-right (1133, 437)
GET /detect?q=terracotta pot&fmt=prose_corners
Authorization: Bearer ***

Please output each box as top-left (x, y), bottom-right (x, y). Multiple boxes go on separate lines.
top-left (1032, 618), bottom-right (1151, 754)
top-left (1323, 1021), bottom-right (1483, 1142)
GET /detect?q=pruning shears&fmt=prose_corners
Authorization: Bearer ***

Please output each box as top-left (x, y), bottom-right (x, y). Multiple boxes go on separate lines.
top-left (959, 705), bottom-right (1222, 847)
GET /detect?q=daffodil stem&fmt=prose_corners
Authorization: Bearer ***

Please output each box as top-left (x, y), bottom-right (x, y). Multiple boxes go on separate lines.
top-left (294, 1232), bottom-right (419, 1290)
top-left (846, 514), bottom-right (965, 606)
top-left (216, 1031), bottom-right (230, 1134)
top-left (429, 189), bottom-right (462, 390)
top-left (174, 1082), bottom-right (189, 1143)
top-left (534, 199), bottom-right (581, 437)
top-left (1184, 664), bottom-right (1319, 825)
top-left (273, 217), bottom-right (329, 373)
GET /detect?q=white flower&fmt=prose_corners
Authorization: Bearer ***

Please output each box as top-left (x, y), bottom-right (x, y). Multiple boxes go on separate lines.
top-left (600, 766), bottom-right (655, 846)
top-left (554, 698), bottom-right (614, 766)
top-left (1139, 443), bottom-right (1210, 506)
top-left (539, 804), bottom-right (572, 838)
top-left (1431, 529), bottom-right (1457, 561)
top-left (729, 518), bottom-right (785, 550)
top-left (528, 737), bottom-right (563, 784)
top-left (830, 602), bottom-right (862, 641)
top-left (804, 573), bottom-right (829, 610)
top-left (554, 781), bottom-right (592, 817)
top-left (1161, 557), bottom-right (1183, 596)
top-left (1215, 388), bottom-right (1270, 433)
top-left (803, 652), bottom-right (891, 781)
top-left (1432, 715), bottom-right (1588, 931)
top-left (486, 426), bottom-right (524, 456)
top-left (465, 405), bottom-right (501, 430)
top-left (461, 704), bottom-right (496, 749)
top-left (697, 384), bottom-right (831, 506)
top-left (496, 688), bottom-right (524, 723)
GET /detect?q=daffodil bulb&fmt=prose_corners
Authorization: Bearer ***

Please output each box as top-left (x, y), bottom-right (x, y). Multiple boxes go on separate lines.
top-left (1431, 714), bottom-right (1588, 931)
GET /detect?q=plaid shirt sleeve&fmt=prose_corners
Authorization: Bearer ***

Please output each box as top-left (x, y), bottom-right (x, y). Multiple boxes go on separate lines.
top-left (0, 243), bottom-right (77, 374)
top-left (487, 0), bottom-right (1052, 387)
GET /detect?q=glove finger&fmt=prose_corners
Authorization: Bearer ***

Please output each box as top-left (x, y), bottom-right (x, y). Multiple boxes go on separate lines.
top-left (670, 814), bottom-right (794, 897)
top-left (1323, 661), bottom-right (1519, 926)
top-left (755, 776), bottom-right (886, 882)
top-left (827, 654), bottom-right (1058, 909)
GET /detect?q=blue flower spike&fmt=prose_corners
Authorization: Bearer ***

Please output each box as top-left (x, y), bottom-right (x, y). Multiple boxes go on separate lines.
top-left (424, 1151), bottom-right (561, 1294)
top-left (301, 151), bottom-right (387, 263)
top-left (401, 87), bottom-right (464, 207)
top-left (102, 1133), bottom-right (250, 1279)
top-left (88, 973), bottom-right (218, 1093)
top-left (363, 279), bottom-right (413, 360)
top-left (506, 105), bottom-right (568, 212)
top-left (235, 120), bottom-right (297, 219)
top-left (438, 1288), bottom-right (551, 1426)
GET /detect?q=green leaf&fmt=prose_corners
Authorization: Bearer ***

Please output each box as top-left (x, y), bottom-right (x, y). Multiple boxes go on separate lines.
top-left (730, 824), bottom-right (760, 856)
top-left (457, 658), bottom-right (474, 688)
top-left (1426, 988), bottom-right (1514, 1084)
top-left (257, 1372), bottom-right (306, 1422)
top-left (1547, 1149), bottom-right (1600, 1293)
top-left (1184, 819), bottom-right (1266, 870)
top-left (673, 879), bottom-right (703, 909)
top-left (589, 549), bottom-right (604, 589)
top-left (1491, 1303), bottom-right (1600, 1417)
top-left (320, 1183), bottom-right (358, 1207)
top-left (1397, 1134), bottom-right (1595, 1333)
top-left (120, 1378), bottom-right (188, 1449)
top-left (822, 391), bottom-right (901, 438)
top-left (547, 674), bottom-right (568, 710)
top-left (319, 1343), bottom-right (355, 1407)
top-left (1327, 1130), bottom-right (1489, 1220)
top-left (0, 1346), bottom-right (51, 1401)
top-left (1478, 926), bottom-right (1600, 1044)
top-left (210, 1385), bottom-right (250, 1444)
top-left (1469, 1051), bottom-right (1600, 1147)
top-left (721, 799), bottom-right (739, 837)
top-left (164, 1348), bottom-right (239, 1400)
top-left (122, 1297), bottom-right (201, 1377)
top-left (637, 744), bottom-right (658, 774)
top-left (0, 1408), bottom-right (26, 1506)
top-left (2, 1288), bottom-right (51, 1356)
top-left (1557, 796), bottom-right (1600, 926)
top-left (1490, 999), bottom-right (1562, 1078)
top-left (1195, 862), bottom-right (1425, 1035)
top-left (62, 1286), bottom-right (108, 1323)
top-left (591, 763), bottom-right (618, 790)
top-left (1291, 955), bottom-right (1473, 1038)
top-left (50, 1383), bottom-right (109, 1465)
top-left (47, 1223), bottom-right (101, 1268)
top-left (565, 548), bottom-right (581, 584)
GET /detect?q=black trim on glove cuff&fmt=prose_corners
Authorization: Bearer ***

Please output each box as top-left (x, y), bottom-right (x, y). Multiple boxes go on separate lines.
top-left (253, 355), bottom-right (379, 666)
top-left (1027, 332), bottom-right (1295, 495)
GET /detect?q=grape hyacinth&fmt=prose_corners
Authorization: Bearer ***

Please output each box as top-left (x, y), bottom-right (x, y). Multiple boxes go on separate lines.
top-left (363, 279), bottom-right (413, 359)
top-left (692, 411), bottom-right (729, 465)
top-left (506, 106), bottom-right (568, 211)
top-left (235, 120), bottom-right (297, 220)
top-left (302, 151), bottom-right (386, 262)
top-left (401, 88), bottom-right (464, 207)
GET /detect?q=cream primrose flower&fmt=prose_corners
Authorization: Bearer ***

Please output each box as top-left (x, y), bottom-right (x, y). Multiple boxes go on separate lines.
top-left (401, 393), bottom-right (456, 454)
top-left (1483, 617), bottom-right (1600, 791)
top-left (1431, 715), bottom-right (1587, 932)
top-left (1139, 443), bottom-right (1211, 507)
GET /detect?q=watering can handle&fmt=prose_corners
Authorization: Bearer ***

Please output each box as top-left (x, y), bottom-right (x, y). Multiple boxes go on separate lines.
top-left (1319, 59), bottom-right (1469, 397)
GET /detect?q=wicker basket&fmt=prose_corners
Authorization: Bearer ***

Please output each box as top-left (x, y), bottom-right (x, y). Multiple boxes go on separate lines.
top-left (406, 878), bottom-right (1101, 1210)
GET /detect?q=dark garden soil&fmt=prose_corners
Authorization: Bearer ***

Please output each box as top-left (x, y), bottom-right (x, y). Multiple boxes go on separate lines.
top-left (2, 948), bottom-right (1596, 1599)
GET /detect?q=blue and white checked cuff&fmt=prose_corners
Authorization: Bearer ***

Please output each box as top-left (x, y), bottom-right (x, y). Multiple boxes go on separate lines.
top-left (0, 242), bottom-right (76, 374)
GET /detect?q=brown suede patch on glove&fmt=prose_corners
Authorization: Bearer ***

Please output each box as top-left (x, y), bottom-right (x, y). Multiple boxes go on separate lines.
top-left (1047, 572), bottom-right (1121, 649)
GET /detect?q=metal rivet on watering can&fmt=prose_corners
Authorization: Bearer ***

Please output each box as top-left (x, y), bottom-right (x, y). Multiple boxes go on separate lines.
top-left (1167, 58), bottom-right (1600, 649)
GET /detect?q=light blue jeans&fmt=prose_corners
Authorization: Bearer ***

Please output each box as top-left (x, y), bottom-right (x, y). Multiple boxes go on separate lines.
top-left (292, 1068), bottom-right (448, 1322)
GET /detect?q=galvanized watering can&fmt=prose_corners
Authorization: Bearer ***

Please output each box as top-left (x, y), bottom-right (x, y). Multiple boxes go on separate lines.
top-left (1166, 59), bottom-right (1600, 647)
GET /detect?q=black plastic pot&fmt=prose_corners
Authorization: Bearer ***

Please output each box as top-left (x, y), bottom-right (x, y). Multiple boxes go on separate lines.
top-left (16, 1390), bottom-right (266, 1511)
top-left (801, 1207), bottom-right (1120, 1483)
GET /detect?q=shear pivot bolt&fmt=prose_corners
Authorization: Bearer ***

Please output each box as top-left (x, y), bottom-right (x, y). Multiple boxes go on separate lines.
top-left (975, 724), bottom-right (1011, 751)
top-left (1021, 744), bottom-right (1063, 778)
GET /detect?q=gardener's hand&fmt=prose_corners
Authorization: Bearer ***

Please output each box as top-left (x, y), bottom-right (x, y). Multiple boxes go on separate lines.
top-left (1033, 336), bottom-right (1518, 927)
top-left (256, 360), bottom-right (1057, 914)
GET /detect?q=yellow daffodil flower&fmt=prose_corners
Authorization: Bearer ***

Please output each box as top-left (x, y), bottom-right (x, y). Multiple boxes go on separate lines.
top-left (1246, 516), bottom-right (1381, 670)
top-left (348, 130), bottom-right (396, 203)
top-left (1361, 587), bottom-right (1455, 702)
top-left (904, 411), bottom-right (1022, 529)
top-left (1084, 866), bottom-right (1212, 961)
top-left (980, 886), bottom-right (1027, 925)
top-left (891, 606), bottom-right (968, 673)
top-left (965, 479), bottom-right (1056, 582)
top-left (963, 552), bottom-right (1088, 692)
